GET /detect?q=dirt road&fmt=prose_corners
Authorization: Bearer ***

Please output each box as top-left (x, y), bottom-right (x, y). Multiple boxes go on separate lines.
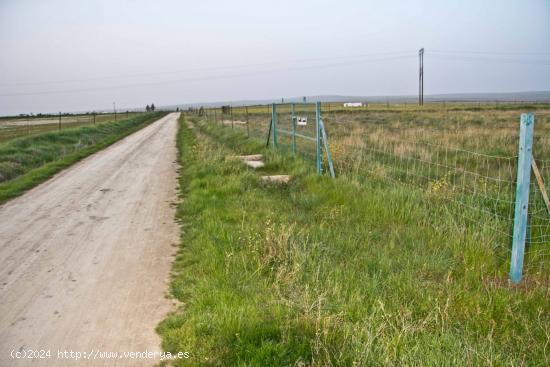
top-left (0, 113), bottom-right (180, 366)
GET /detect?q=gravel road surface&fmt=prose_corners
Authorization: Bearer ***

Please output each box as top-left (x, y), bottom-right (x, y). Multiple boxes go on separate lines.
top-left (0, 113), bottom-right (180, 366)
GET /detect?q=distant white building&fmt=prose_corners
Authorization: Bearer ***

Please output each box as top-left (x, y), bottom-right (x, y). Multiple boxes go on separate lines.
top-left (343, 102), bottom-right (363, 107)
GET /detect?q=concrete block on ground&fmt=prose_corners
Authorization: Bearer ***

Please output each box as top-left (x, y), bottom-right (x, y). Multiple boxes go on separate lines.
top-left (261, 175), bottom-right (290, 184)
top-left (237, 154), bottom-right (263, 161)
top-left (245, 160), bottom-right (265, 168)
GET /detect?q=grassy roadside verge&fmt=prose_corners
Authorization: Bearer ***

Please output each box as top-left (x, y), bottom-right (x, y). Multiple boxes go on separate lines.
top-left (159, 115), bottom-right (549, 366)
top-left (0, 112), bottom-right (167, 204)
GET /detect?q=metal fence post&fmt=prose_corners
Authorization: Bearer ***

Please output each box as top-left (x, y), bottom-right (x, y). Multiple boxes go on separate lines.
top-left (315, 102), bottom-right (322, 174)
top-left (58, 112), bottom-right (61, 131)
top-left (509, 113), bottom-right (535, 284)
top-left (245, 106), bottom-right (250, 137)
top-left (320, 119), bottom-right (335, 178)
top-left (271, 103), bottom-right (278, 148)
top-left (291, 103), bottom-right (296, 154)
top-left (231, 105), bottom-right (234, 129)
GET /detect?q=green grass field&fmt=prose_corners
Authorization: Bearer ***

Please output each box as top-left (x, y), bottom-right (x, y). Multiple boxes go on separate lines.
top-left (159, 113), bottom-right (549, 366)
top-left (0, 112), bottom-right (166, 203)
top-left (208, 103), bottom-right (550, 276)
top-left (0, 112), bottom-right (143, 143)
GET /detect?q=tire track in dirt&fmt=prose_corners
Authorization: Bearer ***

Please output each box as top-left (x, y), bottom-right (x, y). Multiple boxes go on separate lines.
top-left (0, 113), bottom-right (180, 366)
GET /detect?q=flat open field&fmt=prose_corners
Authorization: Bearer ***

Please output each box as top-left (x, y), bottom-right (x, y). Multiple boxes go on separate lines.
top-left (159, 111), bottom-right (549, 365)
top-left (0, 113), bottom-right (179, 366)
top-left (0, 112), bottom-right (143, 143)
top-left (205, 103), bottom-right (550, 280)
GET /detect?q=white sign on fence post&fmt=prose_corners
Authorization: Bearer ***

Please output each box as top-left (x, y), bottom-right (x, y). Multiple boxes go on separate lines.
top-left (297, 116), bottom-right (307, 126)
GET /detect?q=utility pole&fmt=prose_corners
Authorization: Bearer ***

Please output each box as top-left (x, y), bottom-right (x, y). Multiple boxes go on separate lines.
top-left (419, 48), bottom-right (424, 106)
top-left (113, 102), bottom-right (117, 121)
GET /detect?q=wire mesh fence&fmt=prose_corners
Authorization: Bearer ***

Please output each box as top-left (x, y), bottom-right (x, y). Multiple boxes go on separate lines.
top-left (200, 103), bottom-right (550, 282)
top-left (325, 109), bottom-right (550, 278)
top-left (529, 157), bottom-right (550, 274)
top-left (205, 105), bottom-right (272, 139)
top-left (272, 103), bottom-right (318, 162)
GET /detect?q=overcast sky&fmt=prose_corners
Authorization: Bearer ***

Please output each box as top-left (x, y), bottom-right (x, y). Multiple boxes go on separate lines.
top-left (0, 0), bottom-right (549, 115)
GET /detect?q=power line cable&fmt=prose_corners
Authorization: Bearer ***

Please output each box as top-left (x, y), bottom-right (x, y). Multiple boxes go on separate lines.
top-left (429, 50), bottom-right (550, 56)
top-left (0, 51), bottom-right (416, 87)
top-left (428, 54), bottom-right (550, 66)
top-left (0, 54), bottom-right (416, 97)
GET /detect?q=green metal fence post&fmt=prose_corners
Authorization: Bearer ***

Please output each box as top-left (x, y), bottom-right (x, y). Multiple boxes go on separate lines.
top-left (246, 106), bottom-right (250, 137)
top-left (271, 103), bottom-right (278, 148)
top-left (291, 103), bottom-right (296, 154)
top-left (509, 113), bottom-right (535, 284)
top-left (266, 118), bottom-right (272, 148)
top-left (315, 102), bottom-right (322, 174)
